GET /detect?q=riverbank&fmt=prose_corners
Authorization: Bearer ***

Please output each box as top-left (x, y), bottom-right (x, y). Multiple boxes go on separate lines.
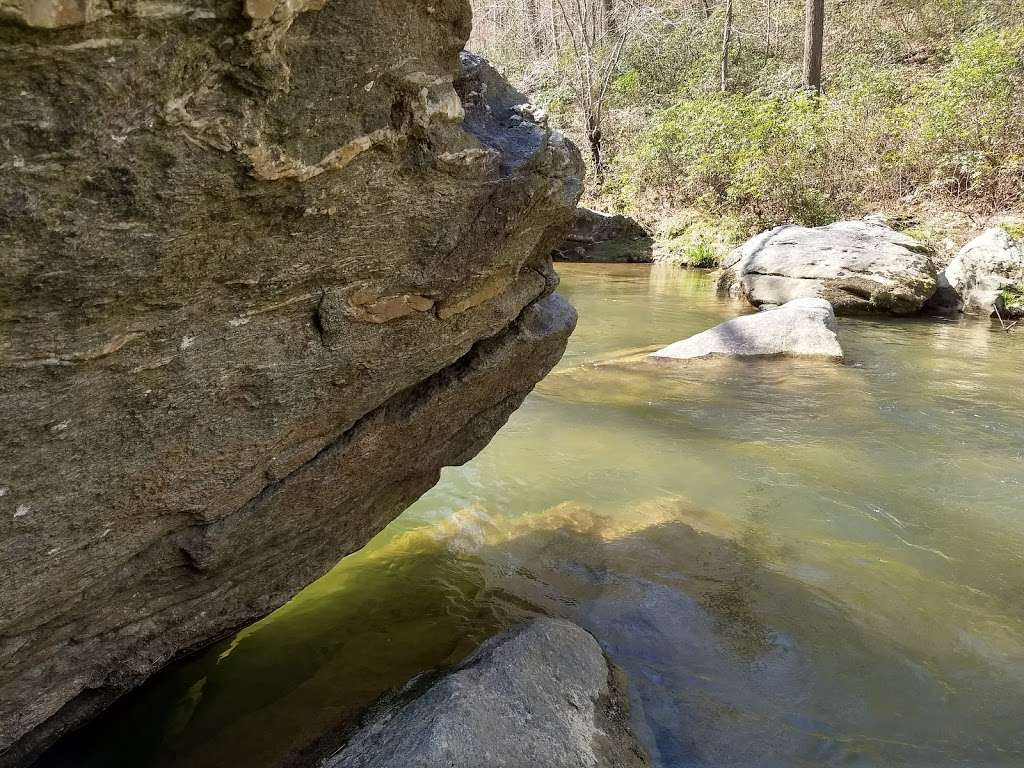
top-left (580, 203), bottom-right (1024, 273)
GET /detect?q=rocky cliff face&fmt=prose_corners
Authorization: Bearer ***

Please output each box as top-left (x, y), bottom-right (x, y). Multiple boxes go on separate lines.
top-left (0, 2), bottom-right (582, 763)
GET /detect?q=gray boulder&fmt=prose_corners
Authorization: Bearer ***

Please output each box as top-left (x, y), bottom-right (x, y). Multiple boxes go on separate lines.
top-left (0, 3), bottom-right (581, 763)
top-left (650, 298), bottom-right (843, 361)
top-left (928, 228), bottom-right (1024, 318)
top-left (554, 208), bottom-right (653, 263)
top-left (325, 618), bottom-right (648, 768)
top-left (717, 217), bottom-right (937, 314)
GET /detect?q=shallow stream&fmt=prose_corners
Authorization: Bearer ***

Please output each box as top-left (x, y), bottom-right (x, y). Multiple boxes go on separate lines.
top-left (43, 264), bottom-right (1024, 767)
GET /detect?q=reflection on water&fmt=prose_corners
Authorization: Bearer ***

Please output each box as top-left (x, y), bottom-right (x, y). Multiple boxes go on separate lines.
top-left (42, 265), bottom-right (1024, 768)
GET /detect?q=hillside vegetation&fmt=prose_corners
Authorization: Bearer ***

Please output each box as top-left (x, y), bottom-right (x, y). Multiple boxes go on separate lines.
top-left (470, 0), bottom-right (1024, 258)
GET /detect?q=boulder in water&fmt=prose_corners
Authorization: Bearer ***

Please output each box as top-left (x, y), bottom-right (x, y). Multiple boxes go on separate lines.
top-left (928, 228), bottom-right (1024, 318)
top-left (325, 617), bottom-right (648, 768)
top-left (554, 207), bottom-right (653, 263)
top-left (717, 217), bottom-right (937, 315)
top-left (650, 298), bottom-right (843, 361)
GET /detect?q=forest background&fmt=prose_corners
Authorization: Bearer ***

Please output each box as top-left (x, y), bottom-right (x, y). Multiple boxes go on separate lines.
top-left (469, 0), bottom-right (1024, 264)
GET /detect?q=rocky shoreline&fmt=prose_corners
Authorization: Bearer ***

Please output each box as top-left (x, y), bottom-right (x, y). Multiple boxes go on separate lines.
top-left (558, 209), bottom-right (1024, 322)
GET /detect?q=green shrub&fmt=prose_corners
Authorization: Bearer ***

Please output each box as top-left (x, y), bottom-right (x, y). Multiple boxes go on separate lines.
top-left (1001, 285), bottom-right (1024, 310)
top-left (1002, 223), bottom-right (1024, 240)
top-left (627, 91), bottom-right (841, 228)
top-left (683, 242), bottom-right (721, 268)
top-left (604, 26), bottom-right (1024, 227)
top-left (917, 28), bottom-right (1024, 204)
top-left (651, 211), bottom-right (744, 267)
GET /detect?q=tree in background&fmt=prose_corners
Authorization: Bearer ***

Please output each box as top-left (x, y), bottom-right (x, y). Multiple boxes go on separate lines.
top-left (802, 0), bottom-right (825, 92)
top-left (554, 0), bottom-right (640, 179)
top-left (720, 0), bottom-right (734, 92)
top-left (470, 0), bottom-right (644, 183)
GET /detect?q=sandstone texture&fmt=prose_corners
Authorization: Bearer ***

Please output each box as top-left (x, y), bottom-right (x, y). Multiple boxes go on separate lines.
top-left (325, 618), bottom-right (649, 768)
top-left (718, 217), bottom-right (937, 314)
top-left (650, 298), bottom-right (844, 362)
top-left (0, 2), bottom-right (582, 764)
top-left (553, 207), bottom-right (653, 263)
top-left (928, 228), bottom-right (1024, 318)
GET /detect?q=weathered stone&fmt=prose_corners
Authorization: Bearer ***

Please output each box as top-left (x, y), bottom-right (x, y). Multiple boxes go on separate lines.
top-left (650, 298), bottom-right (844, 361)
top-left (553, 207), bottom-right (653, 263)
top-left (325, 618), bottom-right (649, 768)
top-left (717, 217), bottom-right (937, 314)
top-left (0, 2), bottom-right (583, 763)
top-left (928, 228), bottom-right (1024, 318)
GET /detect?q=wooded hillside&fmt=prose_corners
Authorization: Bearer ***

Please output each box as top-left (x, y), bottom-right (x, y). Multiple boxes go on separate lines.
top-left (470, 0), bottom-right (1024, 244)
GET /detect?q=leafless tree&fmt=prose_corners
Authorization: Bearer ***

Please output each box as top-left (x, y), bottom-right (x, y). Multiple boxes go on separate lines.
top-left (523, 0), bottom-right (545, 55)
top-left (553, 0), bottom-right (639, 180)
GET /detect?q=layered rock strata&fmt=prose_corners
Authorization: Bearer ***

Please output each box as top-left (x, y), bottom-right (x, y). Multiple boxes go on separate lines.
top-left (0, 2), bottom-right (582, 763)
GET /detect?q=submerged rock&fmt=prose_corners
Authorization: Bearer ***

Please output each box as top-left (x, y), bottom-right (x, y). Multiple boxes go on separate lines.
top-left (325, 618), bottom-right (648, 768)
top-left (0, 2), bottom-right (582, 763)
top-left (928, 228), bottom-right (1024, 318)
top-left (717, 217), bottom-right (937, 314)
top-left (554, 207), bottom-right (653, 263)
top-left (650, 298), bottom-right (843, 361)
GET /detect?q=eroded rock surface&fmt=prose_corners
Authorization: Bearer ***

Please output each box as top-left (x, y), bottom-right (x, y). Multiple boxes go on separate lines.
top-left (928, 228), bottom-right (1024, 318)
top-left (650, 298), bottom-right (844, 361)
top-left (717, 217), bottom-right (937, 314)
top-left (0, 2), bottom-right (582, 763)
top-left (553, 207), bottom-right (653, 263)
top-left (325, 618), bottom-right (649, 768)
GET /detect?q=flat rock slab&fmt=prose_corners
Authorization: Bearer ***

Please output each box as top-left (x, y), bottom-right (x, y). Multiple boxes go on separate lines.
top-left (718, 217), bottom-right (937, 315)
top-left (650, 298), bottom-right (843, 361)
top-left (325, 618), bottom-right (648, 768)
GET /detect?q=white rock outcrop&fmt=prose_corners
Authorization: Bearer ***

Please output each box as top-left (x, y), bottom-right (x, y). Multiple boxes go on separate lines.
top-left (717, 217), bottom-right (936, 315)
top-left (929, 228), bottom-right (1024, 317)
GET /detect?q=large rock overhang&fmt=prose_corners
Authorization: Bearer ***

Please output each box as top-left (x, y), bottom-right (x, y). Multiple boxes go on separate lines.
top-left (0, 1), bottom-right (583, 763)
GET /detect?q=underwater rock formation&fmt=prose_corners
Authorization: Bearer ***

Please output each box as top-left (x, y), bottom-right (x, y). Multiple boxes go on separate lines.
top-left (326, 618), bottom-right (648, 768)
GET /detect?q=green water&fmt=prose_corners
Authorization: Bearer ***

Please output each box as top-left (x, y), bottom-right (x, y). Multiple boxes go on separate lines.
top-left (43, 264), bottom-right (1024, 767)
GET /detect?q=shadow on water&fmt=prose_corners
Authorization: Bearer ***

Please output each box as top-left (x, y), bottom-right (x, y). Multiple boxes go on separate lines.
top-left (41, 495), bottom-right (1024, 768)
top-left (38, 542), bottom-right (531, 768)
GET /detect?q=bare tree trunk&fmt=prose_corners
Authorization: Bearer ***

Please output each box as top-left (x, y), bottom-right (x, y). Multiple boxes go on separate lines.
top-left (550, 0), bottom-right (562, 57)
top-left (604, 0), bottom-right (617, 35)
top-left (523, 0), bottom-right (544, 56)
top-left (721, 0), bottom-right (733, 92)
top-left (588, 120), bottom-right (603, 182)
top-left (802, 0), bottom-right (825, 93)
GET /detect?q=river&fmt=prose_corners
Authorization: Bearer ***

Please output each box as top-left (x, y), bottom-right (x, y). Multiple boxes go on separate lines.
top-left (41, 264), bottom-right (1024, 768)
